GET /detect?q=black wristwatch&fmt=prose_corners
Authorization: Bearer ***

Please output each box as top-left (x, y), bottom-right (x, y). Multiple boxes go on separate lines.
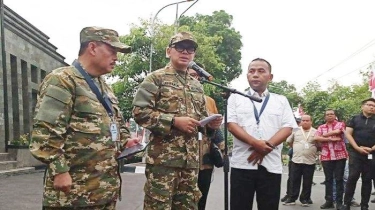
top-left (171, 117), bottom-right (175, 128)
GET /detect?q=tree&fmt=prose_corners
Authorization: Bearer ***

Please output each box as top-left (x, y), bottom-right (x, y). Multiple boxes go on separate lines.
top-left (111, 11), bottom-right (243, 119)
top-left (268, 80), bottom-right (302, 108)
top-left (301, 76), bottom-right (371, 126)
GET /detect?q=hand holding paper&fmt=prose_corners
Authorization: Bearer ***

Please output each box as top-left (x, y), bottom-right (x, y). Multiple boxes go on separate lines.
top-left (199, 114), bottom-right (222, 127)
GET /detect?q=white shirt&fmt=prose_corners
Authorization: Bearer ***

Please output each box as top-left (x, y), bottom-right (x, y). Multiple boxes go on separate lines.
top-left (227, 88), bottom-right (298, 174)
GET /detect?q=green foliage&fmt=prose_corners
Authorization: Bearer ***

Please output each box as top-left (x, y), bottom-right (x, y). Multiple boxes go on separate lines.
top-left (9, 133), bottom-right (30, 146)
top-left (268, 80), bottom-right (302, 108)
top-left (111, 11), bottom-right (243, 119)
top-left (301, 77), bottom-right (371, 126)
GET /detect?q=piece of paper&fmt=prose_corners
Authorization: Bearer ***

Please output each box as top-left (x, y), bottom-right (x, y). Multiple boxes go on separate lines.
top-left (199, 114), bottom-right (222, 127)
top-left (117, 143), bottom-right (148, 160)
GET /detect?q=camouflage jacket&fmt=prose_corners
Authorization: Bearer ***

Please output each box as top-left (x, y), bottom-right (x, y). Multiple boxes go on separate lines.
top-left (132, 63), bottom-right (208, 169)
top-left (30, 66), bottom-right (130, 207)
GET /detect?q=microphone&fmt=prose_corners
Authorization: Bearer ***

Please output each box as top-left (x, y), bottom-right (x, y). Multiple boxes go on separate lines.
top-left (188, 61), bottom-right (214, 81)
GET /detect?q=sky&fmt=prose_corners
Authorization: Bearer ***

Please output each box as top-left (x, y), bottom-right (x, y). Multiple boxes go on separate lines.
top-left (6, 0), bottom-right (375, 92)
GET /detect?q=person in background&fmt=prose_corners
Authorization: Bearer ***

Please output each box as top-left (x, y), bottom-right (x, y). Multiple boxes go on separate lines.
top-left (188, 64), bottom-right (224, 210)
top-left (283, 115), bottom-right (317, 207)
top-left (341, 98), bottom-right (375, 210)
top-left (314, 109), bottom-right (348, 210)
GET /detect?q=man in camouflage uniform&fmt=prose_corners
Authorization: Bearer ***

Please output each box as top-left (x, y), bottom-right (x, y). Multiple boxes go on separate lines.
top-left (188, 65), bottom-right (224, 210)
top-left (30, 26), bottom-right (139, 210)
top-left (132, 32), bottom-right (222, 210)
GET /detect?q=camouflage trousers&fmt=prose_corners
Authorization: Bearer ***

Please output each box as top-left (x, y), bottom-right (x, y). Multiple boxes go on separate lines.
top-left (143, 164), bottom-right (201, 210)
top-left (43, 201), bottom-right (116, 210)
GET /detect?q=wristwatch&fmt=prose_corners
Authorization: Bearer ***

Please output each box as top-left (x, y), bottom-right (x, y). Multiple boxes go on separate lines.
top-left (171, 117), bottom-right (175, 128)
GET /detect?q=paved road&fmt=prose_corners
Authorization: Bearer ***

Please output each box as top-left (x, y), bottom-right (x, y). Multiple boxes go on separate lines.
top-left (0, 166), bottom-right (371, 210)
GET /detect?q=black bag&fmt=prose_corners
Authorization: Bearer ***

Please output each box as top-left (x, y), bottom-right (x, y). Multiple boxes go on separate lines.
top-left (210, 143), bottom-right (224, 168)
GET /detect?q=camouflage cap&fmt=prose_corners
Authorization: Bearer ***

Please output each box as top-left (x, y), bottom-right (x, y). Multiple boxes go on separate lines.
top-left (169, 32), bottom-right (198, 48)
top-left (80, 26), bottom-right (131, 53)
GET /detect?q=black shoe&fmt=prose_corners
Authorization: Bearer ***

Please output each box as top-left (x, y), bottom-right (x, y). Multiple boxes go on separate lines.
top-left (336, 203), bottom-right (343, 210)
top-left (281, 195), bottom-right (289, 202)
top-left (360, 206), bottom-right (369, 210)
top-left (300, 200), bottom-right (309, 207)
top-left (339, 204), bottom-right (350, 210)
top-left (312, 182), bottom-right (316, 186)
top-left (320, 181), bottom-right (326, 185)
top-left (320, 201), bottom-right (335, 209)
top-left (283, 198), bottom-right (296, 206)
top-left (372, 192), bottom-right (375, 195)
top-left (307, 198), bottom-right (313, 204)
top-left (371, 198), bottom-right (375, 203)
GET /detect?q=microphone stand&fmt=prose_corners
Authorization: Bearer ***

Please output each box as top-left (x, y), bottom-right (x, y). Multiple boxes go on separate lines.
top-left (200, 78), bottom-right (262, 210)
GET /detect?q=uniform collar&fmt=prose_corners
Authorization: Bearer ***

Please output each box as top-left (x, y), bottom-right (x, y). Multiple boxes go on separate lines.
top-left (248, 87), bottom-right (269, 97)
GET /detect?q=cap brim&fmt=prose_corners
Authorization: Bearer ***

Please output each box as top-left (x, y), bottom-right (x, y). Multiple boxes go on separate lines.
top-left (175, 40), bottom-right (198, 48)
top-left (106, 41), bottom-right (132, 53)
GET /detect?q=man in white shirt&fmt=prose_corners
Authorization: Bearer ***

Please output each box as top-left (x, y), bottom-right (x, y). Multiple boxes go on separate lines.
top-left (227, 58), bottom-right (297, 210)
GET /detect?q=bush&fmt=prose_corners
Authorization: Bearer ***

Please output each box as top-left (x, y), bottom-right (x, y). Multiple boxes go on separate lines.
top-left (9, 133), bottom-right (30, 146)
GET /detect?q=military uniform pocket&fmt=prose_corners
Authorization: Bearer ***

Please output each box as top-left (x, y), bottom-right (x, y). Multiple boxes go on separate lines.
top-left (71, 97), bottom-right (103, 134)
top-left (157, 87), bottom-right (181, 113)
top-left (35, 85), bottom-right (72, 125)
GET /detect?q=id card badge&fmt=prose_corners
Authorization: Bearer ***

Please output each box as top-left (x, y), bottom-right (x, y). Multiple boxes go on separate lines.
top-left (110, 123), bottom-right (119, 142)
top-left (304, 143), bottom-right (309, 149)
top-left (368, 154), bottom-right (373, 160)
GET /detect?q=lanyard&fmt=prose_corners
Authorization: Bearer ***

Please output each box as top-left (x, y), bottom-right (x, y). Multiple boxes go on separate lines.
top-left (72, 60), bottom-right (114, 118)
top-left (300, 127), bottom-right (312, 142)
top-left (251, 94), bottom-right (270, 125)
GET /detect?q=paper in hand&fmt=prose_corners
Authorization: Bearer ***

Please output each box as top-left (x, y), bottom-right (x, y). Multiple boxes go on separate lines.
top-left (117, 142), bottom-right (148, 160)
top-left (199, 114), bottom-right (222, 127)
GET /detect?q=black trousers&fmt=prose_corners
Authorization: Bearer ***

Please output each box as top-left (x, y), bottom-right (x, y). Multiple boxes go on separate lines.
top-left (285, 160), bottom-right (293, 196)
top-left (344, 152), bottom-right (373, 208)
top-left (321, 159), bottom-right (346, 203)
top-left (198, 168), bottom-right (213, 210)
top-left (289, 162), bottom-right (315, 201)
top-left (230, 166), bottom-right (281, 210)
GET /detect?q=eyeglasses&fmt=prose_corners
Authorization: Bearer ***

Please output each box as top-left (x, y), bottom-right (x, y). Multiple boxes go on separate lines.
top-left (170, 44), bottom-right (196, 54)
top-left (189, 73), bottom-right (198, 78)
top-left (364, 103), bottom-right (375, 107)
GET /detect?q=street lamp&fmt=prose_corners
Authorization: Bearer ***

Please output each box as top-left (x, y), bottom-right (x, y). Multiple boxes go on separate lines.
top-left (149, 0), bottom-right (197, 73)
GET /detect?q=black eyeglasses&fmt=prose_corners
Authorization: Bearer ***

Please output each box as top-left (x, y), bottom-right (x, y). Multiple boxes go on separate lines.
top-left (170, 44), bottom-right (196, 54)
top-left (189, 73), bottom-right (198, 78)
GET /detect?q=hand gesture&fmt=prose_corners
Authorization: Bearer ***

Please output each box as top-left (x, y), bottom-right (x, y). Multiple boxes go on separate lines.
top-left (360, 146), bottom-right (372, 153)
top-left (247, 151), bottom-right (265, 165)
top-left (54, 172), bottom-right (72, 193)
top-left (356, 146), bottom-right (370, 155)
top-left (174, 117), bottom-right (201, 134)
top-left (250, 140), bottom-right (273, 155)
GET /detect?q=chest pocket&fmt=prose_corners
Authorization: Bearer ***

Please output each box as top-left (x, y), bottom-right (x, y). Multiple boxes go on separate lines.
top-left (157, 84), bottom-right (183, 114)
top-left (189, 89), bottom-right (205, 118)
top-left (265, 109), bottom-right (282, 128)
top-left (70, 86), bottom-right (104, 134)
